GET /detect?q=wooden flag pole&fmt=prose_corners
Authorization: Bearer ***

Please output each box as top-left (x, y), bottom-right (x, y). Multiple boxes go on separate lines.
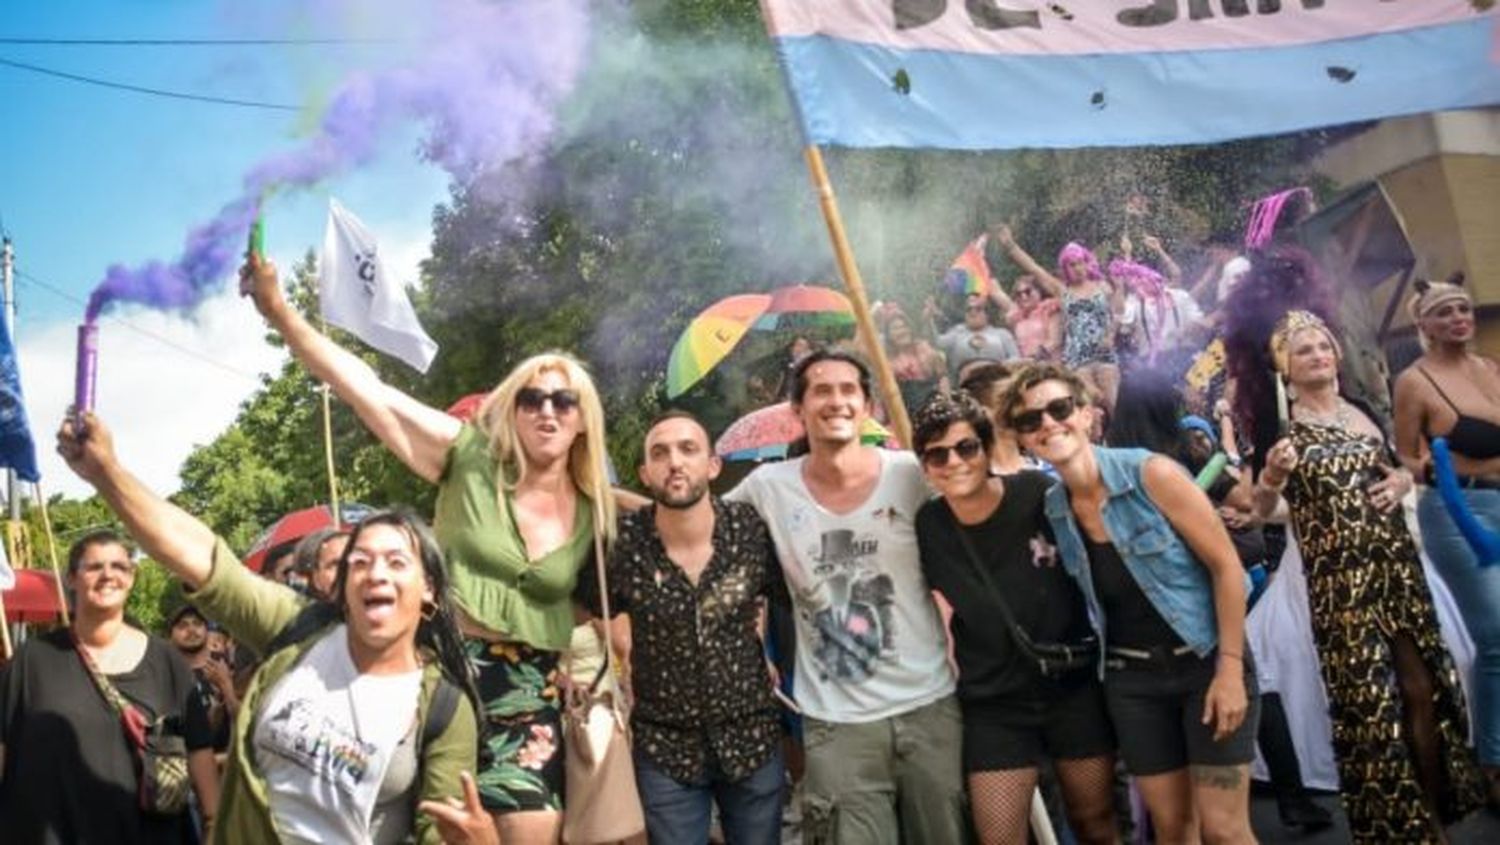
top-left (802, 145), bottom-right (913, 447)
top-left (34, 483), bottom-right (71, 627)
top-left (318, 316), bottom-right (343, 521)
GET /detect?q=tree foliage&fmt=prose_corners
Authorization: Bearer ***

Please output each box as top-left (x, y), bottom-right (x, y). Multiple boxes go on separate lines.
top-left (34, 0), bottom-right (1334, 556)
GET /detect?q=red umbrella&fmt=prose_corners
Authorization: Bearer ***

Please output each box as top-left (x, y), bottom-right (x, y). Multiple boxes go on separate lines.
top-left (243, 502), bottom-right (373, 572)
top-left (3, 569), bottom-right (63, 624)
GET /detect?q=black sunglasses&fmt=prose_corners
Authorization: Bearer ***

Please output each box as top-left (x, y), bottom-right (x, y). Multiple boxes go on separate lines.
top-left (1010, 396), bottom-right (1080, 434)
top-left (920, 437), bottom-right (985, 468)
top-left (516, 387), bottom-right (581, 413)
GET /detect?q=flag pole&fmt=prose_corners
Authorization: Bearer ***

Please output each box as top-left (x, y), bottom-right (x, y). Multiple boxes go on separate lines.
top-left (318, 316), bottom-right (342, 522)
top-left (34, 483), bottom-right (70, 627)
top-left (0, 587), bottom-right (11, 659)
top-left (801, 145), bottom-right (912, 447)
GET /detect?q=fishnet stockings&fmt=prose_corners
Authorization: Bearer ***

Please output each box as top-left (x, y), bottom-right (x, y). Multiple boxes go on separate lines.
top-left (970, 756), bottom-right (1117, 845)
top-left (1056, 756), bottom-right (1120, 845)
top-left (969, 768), bottom-right (1039, 845)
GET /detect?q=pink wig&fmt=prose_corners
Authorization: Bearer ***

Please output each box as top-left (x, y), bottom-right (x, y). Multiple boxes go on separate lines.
top-left (1056, 242), bottom-right (1103, 284)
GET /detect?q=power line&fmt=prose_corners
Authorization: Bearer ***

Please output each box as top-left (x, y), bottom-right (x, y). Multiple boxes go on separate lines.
top-left (0, 37), bottom-right (391, 46)
top-left (0, 55), bottom-right (299, 111)
top-left (13, 268), bottom-right (268, 382)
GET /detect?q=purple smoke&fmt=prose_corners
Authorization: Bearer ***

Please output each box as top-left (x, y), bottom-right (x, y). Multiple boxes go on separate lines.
top-left (85, 0), bottom-right (589, 323)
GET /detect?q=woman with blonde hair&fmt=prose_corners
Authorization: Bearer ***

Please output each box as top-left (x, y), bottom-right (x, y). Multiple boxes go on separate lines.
top-left (242, 254), bottom-right (615, 844)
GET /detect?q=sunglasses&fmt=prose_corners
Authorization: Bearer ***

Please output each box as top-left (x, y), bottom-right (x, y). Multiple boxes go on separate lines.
top-left (920, 437), bottom-right (985, 468)
top-left (1010, 396), bottom-right (1081, 434)
top-left (516, 387), bottom-right (581, 414)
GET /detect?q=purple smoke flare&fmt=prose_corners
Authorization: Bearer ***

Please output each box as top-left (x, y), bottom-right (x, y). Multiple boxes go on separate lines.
top-left (84, 0), bottom-right (588, 321)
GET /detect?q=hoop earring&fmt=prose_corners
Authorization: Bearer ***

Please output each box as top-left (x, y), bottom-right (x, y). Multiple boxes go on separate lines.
top-left (420, 600), bottom-right (437, 622)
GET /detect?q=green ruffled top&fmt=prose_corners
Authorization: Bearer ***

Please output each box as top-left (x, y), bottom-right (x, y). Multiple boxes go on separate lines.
top-left (433, 424), bottom-right (594, 651)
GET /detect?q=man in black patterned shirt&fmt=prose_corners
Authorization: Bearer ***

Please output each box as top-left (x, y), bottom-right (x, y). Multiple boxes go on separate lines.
top-left (576, 410), bottom-right (787, 844)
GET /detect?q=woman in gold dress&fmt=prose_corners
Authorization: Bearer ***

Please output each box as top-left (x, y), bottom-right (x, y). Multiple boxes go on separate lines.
top-left (1253, 310), bottom-right (1482, 842)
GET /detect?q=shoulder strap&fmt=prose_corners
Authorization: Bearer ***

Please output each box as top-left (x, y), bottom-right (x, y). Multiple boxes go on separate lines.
top-left (419, 677), bottom-right (461, 750)
top-left (944, 504), bottom-right (1038, 653)
top-left (264, 601), bottom-right (341, 657)
top-left (72, 631), bottom-right (133, 717)
top-left (1415, 365), bottom-right (1463, 416)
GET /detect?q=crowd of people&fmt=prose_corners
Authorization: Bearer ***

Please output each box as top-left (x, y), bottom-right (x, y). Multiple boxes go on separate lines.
top-left (1, 205), bottom-right (1497, 845)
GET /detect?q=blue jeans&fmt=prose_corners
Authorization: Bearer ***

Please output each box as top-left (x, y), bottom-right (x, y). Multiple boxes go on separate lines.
top-left (1420, 488), bottom-right (1500, 765)
top-left (634, 744), bottom-right (784, 845)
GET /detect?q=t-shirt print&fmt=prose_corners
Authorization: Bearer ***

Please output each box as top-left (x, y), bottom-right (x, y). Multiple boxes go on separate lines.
top-left (258, 695), bottom-right (377, 798)
top-left (805, 527), bottom-right (896, 683)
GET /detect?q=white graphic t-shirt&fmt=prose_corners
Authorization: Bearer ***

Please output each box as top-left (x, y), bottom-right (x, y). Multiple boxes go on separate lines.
top-left (253, 625), bottom-right (423, 844)
top-left (728, 450), bottom-right (955, 722)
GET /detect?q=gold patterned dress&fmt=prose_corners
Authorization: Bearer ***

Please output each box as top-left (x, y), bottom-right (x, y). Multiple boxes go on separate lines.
top-left (1284, 420), bottom-right (1483, 842)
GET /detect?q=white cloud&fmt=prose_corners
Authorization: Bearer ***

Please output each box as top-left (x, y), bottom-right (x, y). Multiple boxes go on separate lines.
top-left (16, 288), bottom-right (286, 501)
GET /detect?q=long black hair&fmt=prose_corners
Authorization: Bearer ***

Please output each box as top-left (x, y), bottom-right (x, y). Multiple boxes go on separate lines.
top-left (332, 508), bottom-right (485, 735)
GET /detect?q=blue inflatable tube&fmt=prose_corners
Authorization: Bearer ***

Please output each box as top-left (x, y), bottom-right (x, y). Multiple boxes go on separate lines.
top-left (1431, 437), bottom-right (1500, 567)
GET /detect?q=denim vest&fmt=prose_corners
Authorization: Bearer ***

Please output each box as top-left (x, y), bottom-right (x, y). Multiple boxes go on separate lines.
top-left (1043, 447), bottom-right (1227, 670)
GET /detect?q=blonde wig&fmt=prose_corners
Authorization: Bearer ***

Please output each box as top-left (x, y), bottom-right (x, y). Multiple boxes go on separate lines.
top-left (1269, 310), bottom-right (1343, 377)
top-left (472, 352), bottom-right (617, 545)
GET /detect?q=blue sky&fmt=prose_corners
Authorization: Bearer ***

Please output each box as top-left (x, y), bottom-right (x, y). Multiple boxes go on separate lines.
top-left (1, 1), bottom-right (450, 497)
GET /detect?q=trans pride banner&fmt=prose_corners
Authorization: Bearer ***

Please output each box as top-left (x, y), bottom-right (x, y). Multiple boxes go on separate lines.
top-left (760, 1), bottom-right (1500, 148)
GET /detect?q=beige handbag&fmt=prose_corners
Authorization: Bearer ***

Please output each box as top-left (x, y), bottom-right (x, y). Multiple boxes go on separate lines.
top-left (562, 531), bottom-right (645, 844)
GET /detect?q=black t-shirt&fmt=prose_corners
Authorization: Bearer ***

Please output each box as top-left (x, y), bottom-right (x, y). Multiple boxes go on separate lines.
top-left (1085, 539), bottom-right (1185, 649)
top-left (183, 668), bottom-right (231, 754)
top-left (0, 627), bottom-right (198, 844)
top-left (915, 471), bottom-right (1094, 706)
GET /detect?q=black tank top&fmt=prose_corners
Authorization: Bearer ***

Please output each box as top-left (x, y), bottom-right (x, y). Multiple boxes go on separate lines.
top-left (1417, 366), bottom-right (1500, 459)
top-left (1085, 538), bottom-right (1184, 649)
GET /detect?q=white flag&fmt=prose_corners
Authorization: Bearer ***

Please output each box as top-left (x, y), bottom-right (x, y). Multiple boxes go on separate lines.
top-left (319, 198), bottom-right (439, 373)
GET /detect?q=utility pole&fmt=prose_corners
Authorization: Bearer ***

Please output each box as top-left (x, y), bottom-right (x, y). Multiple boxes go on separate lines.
top-left (2, 236), bottom-right (17, 521)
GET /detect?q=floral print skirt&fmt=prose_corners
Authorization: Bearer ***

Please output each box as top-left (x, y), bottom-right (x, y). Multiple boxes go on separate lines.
top-left (465, 638), bottom-right (565, 813)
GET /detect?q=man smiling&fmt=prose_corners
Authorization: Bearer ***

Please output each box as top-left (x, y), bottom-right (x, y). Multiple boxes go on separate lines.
top-left (576, 410), bottom-right (787, 844)
top-left (728, 351), bottom-right (967, 844)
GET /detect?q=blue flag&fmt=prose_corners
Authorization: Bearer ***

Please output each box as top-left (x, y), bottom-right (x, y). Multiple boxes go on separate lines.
top-left (761, 2), bottom-right (1500, 149)
top-left (0, 312), bottom-right (40, 483)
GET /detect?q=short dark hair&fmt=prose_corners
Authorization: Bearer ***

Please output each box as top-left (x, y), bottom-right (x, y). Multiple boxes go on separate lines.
top-left (644, 409), bottom-right (710, 447)
top-left (957, 361), bottom-right (1015, 413)
top-left (788, 349), bottom-right (873, 405)
top-left (67, 529), bottom-right (134, 576)
top-left (996, 362), bottom-right (1092, 431)
top-left (913, 390), bottom-right (996, 455)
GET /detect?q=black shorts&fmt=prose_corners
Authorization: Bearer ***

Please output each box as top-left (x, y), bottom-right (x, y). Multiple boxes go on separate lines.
top-left (961, 679), bottom-right (1117, 772)
top-left (1104, 648), bottom-right (1260, 776)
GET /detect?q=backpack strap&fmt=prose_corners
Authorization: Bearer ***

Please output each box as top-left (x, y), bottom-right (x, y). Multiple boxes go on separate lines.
top-left (263, 602), bottom-right (341, 658)
top-left (419, 677), bottom-right (462, 751)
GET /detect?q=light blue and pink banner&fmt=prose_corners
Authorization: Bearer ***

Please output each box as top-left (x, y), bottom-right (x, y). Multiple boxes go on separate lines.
top-left (760, 1), bottom-right (1500, 148)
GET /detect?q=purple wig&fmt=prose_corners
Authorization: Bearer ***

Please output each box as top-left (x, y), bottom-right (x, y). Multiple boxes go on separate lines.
top-left (1056, 242), bottom-right (1103, 285)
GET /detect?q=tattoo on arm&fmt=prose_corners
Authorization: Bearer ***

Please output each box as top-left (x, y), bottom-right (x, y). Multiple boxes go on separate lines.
top-left (1191, 765), bottom-right (1245, 790)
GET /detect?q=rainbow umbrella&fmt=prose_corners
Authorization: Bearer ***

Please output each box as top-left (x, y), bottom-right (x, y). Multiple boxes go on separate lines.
top-left (715, 402), bottom-right (897, 462)
top-left (753, 284), bottom-right (854, 330)
top-left (666, 294), bottom-right (772, 398)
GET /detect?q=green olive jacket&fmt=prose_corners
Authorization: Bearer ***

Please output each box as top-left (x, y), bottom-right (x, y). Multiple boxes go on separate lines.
top-left (190, 539), bottom-right (478, 845)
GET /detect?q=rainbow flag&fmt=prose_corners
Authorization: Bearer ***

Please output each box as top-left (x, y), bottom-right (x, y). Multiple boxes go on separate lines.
top-left (759, 2), bottom-right (1500, 149)
top-left (944, 235), bottom-right (993, 297)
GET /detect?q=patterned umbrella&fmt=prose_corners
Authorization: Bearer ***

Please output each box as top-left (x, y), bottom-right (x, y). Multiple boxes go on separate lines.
top-left (666, 294), bottom-right (773, 398)
top-left (715, 402), bottom-right (897, 462)
top-left (752, 284), bottom-right (854, 331)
